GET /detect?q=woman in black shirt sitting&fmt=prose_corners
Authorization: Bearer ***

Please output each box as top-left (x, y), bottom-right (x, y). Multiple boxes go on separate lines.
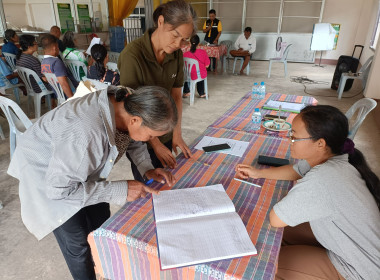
top-left (88, 44), bottom-right (120, 86)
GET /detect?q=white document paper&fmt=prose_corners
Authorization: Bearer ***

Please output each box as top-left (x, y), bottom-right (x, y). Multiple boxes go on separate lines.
top-left (86, 37), bottom-right (101, 55)
top-left (194, 136), bottom-right (249, 157)
top-left (264, 100), bottom-right (306, 113)
top-left (152, 185), bottom-right (257, 270)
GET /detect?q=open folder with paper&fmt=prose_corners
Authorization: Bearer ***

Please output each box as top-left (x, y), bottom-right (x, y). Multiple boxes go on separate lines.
top-left (262, 100), bottom-right (307, 113)
top-left (152, 184), bottom-right (257, 270)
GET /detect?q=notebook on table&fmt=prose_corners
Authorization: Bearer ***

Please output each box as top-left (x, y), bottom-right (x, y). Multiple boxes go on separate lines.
top-left (262, 100), bottom-right (307, 113)
top-left (152, 184), bottom-right (257, 270)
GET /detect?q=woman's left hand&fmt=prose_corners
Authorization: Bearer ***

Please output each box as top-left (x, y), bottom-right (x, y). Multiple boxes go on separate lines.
top-left (172, 132), bottom-right (192, 158)
top-left (145, 168), bottom-right (176, 187)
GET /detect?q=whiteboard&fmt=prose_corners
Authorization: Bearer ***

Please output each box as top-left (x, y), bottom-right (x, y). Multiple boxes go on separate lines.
top-left (310, 23), bottom-right (337, 51)
top-left (208, 32), bottom-right (316, 63)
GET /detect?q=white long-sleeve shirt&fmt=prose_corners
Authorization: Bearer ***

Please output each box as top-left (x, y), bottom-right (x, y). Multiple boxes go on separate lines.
top-left (234, 33), bottom-right (257, 54)
top-left (8, 88), bottom-right (154, 240)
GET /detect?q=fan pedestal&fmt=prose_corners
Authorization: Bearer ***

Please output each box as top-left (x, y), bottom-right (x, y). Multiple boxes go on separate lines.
top-left (313, 51), bottom-right (325, 68)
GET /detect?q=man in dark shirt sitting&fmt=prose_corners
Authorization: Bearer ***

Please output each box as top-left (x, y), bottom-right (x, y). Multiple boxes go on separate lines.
top-left (50, 26), bottom-right (65, 53)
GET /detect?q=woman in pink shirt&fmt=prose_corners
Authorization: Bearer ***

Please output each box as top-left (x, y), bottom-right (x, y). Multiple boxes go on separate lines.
top-left (183, 35), bottom-right (210, 98)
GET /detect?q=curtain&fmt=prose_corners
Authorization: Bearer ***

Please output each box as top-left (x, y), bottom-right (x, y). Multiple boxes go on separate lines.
top-left (108, 0), bottom-right (139, 27)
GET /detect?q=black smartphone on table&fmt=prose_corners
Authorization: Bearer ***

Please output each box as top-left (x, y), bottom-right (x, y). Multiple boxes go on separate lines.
top-left (202, 143), bottom-right (231, 153)
top-left (257, 155), bottom-right (290, 167)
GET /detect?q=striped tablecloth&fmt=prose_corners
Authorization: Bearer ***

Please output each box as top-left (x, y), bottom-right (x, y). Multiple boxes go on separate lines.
top-left (210, 93), bottom-right (318, 136)
top-left (88, 93), bottom-right (317, 280)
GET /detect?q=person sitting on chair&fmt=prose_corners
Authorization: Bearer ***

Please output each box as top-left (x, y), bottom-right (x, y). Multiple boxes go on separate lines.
top-left (62, 31), bottom-right (88, 79)
top-left (2, 29), bottom-right (20, 56)
top-left (230, 27), bottom-right (256, 75)
top-left (16, 35), bottom-right (52, 93)
top-left (41, 34), bottom-right (77, 99)
top-left (88, 44), bottom-right (120, 86)
top-left (183, 35), bottom-right (210, 98)
top-left (50, 26), bottom-right (65, 53)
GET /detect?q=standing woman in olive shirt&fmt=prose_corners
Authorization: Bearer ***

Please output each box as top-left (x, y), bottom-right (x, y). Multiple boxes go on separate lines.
top-left (118, 0), bottom-right (196, 180)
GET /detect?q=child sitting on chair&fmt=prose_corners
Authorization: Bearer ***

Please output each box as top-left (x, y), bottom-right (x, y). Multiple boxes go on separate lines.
top-left (183, 35), bottom-right (210, 98)
top-left (235, 105), bottom-right (380, 280)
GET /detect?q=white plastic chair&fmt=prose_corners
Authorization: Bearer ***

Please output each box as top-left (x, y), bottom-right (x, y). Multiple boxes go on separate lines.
top-left (232, 54), bottom-right (253, 75)
top-left (106, 62), bottom-right (119, 73)
top-left (3, 52), bottom-right (17, 71)
top-left (37, 55), bottom-right (44, 63)
top-left (0, 96), bottom-right (33, 158)
top-left (108, 51), bottom-right (120, 63)
top-left (64, 59), bottom-right (88, 82)
top-left (268, 44), bottom-right (293, 78)
top-left (43, 72), bottom-right (67, 106)
top-left (0, 72), bottom-right (23, 105)
top-left (183, 57), bottom-right (208, 106)
top-left (337, 56), bottom-right (373, 100)
top-left (219, 40), bottom-right (233, 72)
top-left (16, 66), bottom-right (53, 118)
top-left (0, 124), bottom-right (4, 140)
top-left (345, 98), bottom-right (377, 140)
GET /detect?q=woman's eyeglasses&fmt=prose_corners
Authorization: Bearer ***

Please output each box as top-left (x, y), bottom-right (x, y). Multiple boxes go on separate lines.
top-left (287, 131), bottom-right (313, 143)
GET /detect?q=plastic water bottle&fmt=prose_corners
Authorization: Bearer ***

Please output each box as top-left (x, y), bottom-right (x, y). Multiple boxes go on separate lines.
top-left (251, 82), bottom-right (259, 99)
top-left (259, 81), bottom-right (266, 100)
top-left (252, 108), bottom-right (262, 131)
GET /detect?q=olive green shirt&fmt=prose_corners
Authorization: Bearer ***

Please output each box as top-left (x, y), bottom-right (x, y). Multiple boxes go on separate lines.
top-left (118, 28), bottom-right (184, 144)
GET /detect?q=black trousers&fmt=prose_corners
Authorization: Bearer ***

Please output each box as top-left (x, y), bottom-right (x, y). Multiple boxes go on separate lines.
top-left (204, 37), bottom-right (217, 71)
top-left (53, 203), bottom-right (111, 280)
top-left (210, 57), bottom-right (216, 71)
top-left (183, 81), bottom-right (205, 96)
top-left (127, 140), bottom-right (173, 182)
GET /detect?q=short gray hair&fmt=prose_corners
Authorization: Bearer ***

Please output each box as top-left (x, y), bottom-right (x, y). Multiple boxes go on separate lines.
top-left (153, 0), bottom-right (197, 34)
top-left (62, 31), bottom-right (75, 48)
top-left (110, 86), bottom-right (178, 132)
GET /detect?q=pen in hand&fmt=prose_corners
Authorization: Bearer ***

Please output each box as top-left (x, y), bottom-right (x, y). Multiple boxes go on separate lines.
top-left (145, 178), bottom-right (154, 186)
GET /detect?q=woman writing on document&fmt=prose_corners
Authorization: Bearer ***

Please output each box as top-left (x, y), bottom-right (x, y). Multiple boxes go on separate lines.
top-left (235, 105), bottom-right (380, 280)
top-left (118, 0), bottom-right (196, 181)
top-left (8, 86), bottom-right (177, 280)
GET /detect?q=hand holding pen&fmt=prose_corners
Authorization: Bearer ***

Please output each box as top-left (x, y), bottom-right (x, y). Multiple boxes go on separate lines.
top-left (144, 168), bottom-right (176, 187)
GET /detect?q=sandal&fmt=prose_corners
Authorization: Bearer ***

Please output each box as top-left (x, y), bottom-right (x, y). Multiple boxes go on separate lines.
top-left (199, 94), bottom-right (206, 98)
top-left (182, 92), bottom-right (190, 98)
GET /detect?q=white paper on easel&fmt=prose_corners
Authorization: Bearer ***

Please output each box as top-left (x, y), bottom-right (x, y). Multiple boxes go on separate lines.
top-left (86, 37), bottom-right (101, 55)
top-left (310, 23), bottom-right (336, 51)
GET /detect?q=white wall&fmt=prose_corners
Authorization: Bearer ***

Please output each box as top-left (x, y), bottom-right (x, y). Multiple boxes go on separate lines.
top-left (2, 0), bottom-right (109, 32)
top-left (321, 0), bottom-right (366, 60)
top-left (3, 0), bottom-right (29, 28)
top-left (363, 0), bottom-right (380, 99)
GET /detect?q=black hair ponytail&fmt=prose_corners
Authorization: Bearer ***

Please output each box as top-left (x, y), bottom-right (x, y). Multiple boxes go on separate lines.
top-left (190, 35), bottom-right (199, 53)
top-left (90, 44), bottom-right (107, 80)
top-left (16, 34), bottom-right (36, 60)
top-left (16, 49), bottom-right (23, 60)
top-left (349, 148), bottom-right (380, 210)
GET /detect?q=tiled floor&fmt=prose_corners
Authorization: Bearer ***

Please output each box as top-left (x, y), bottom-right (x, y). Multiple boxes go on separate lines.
top-left (0, 60), bottom-right (379, 279)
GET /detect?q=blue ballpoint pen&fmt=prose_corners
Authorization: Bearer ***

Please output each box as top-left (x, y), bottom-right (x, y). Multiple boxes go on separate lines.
top-left (145, 179), bottom-right (154, 186)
